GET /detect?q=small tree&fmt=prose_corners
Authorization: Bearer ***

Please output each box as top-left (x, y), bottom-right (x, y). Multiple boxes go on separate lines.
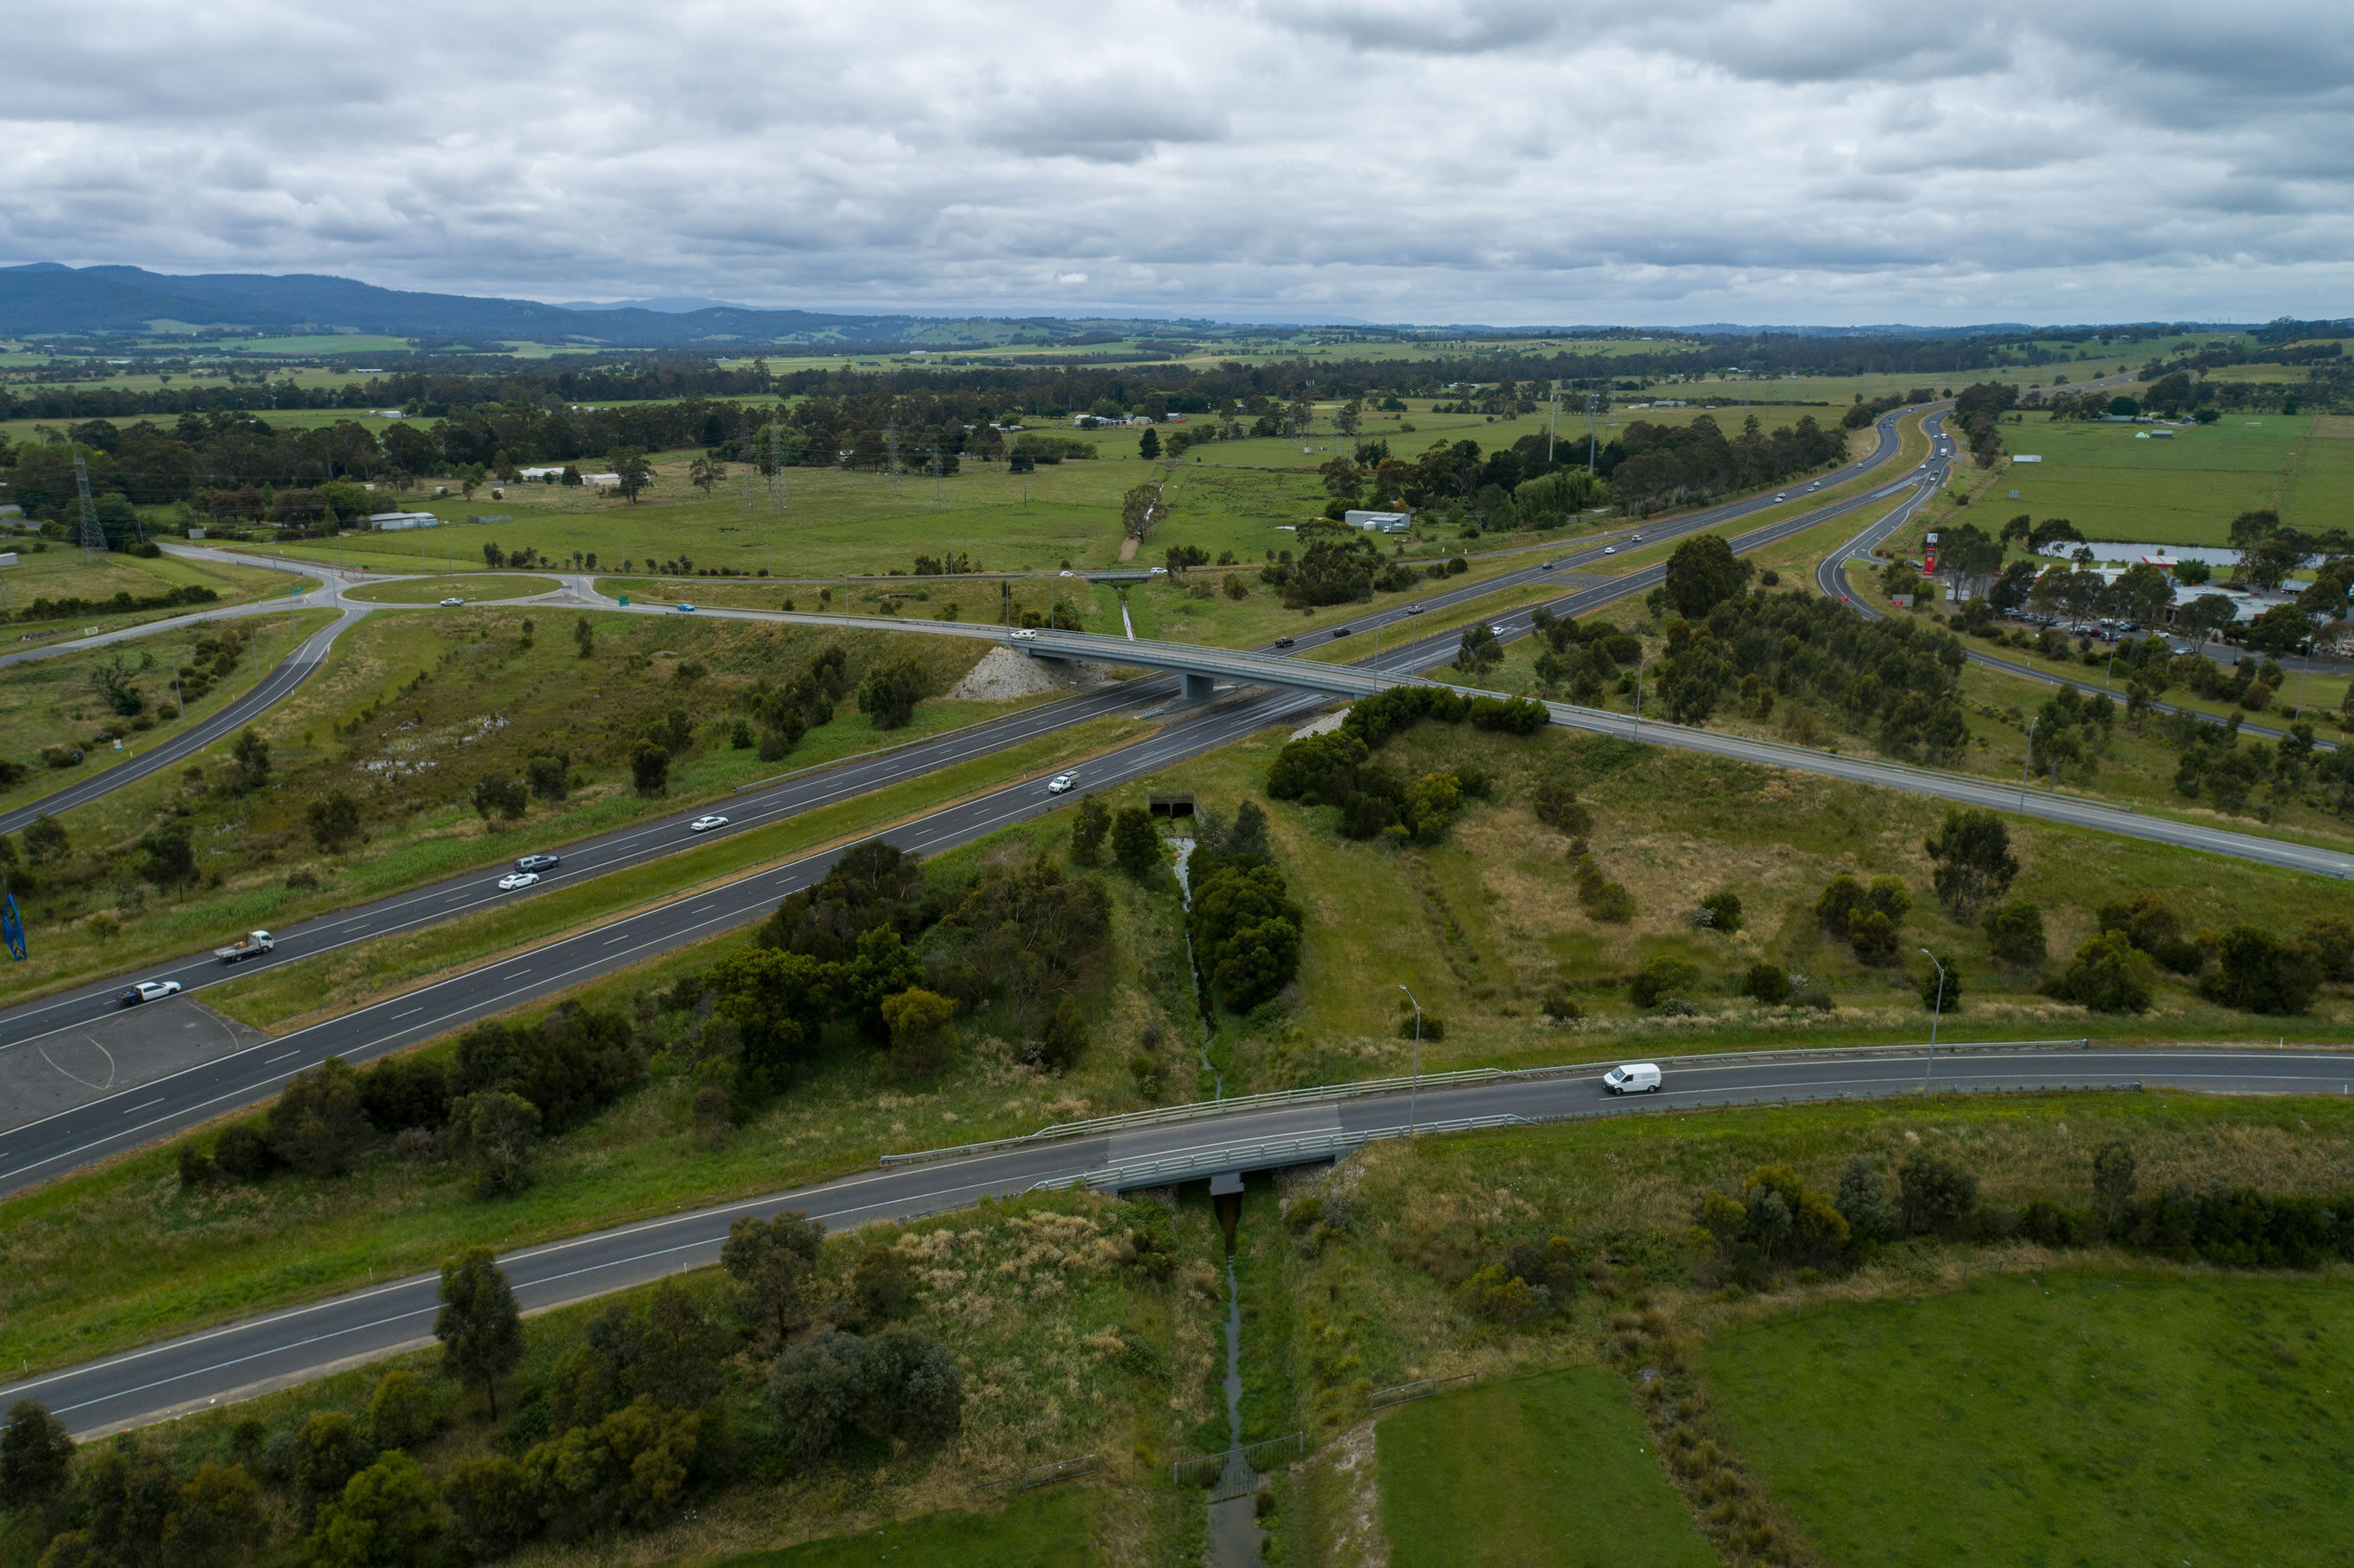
top-left (880, 987), bottom-right (957, 1082)
top-left (1111, 806), bottom-right (1160, 879)
top-left (443, 1456), bottom-right (536, 1562)
top-left (608, 447), bottom-right (655, 503)
top-left (308, 1452), bottom-right (442, 1568)
top-left (232, 727), bottom-right (271, 790)
top-left (308, 788), bottom-right (363, 852)
top-left (573, 615), bottom-right (595, 658)
top-left (2044, 931), bottom-right (2155, 1012)
top-left (365, 1370), bottom-right (439, 1452)
top-left (1628, 955), bottom-right (1702, 1008)
top-left (721, 1211), bottom-right (826, 1341)
top-left (435, 1248), bottom-right (525, 1420)
top-left (1454, 621), bottom-right (1503, 675)
top-left (1138, 426), bottom-right (1161, 460)
top-left (1916, 951), bottom-right (1962, 1013)
top-left (0, 1399), bottom-right (75, 1525)
top-left (1924, 808), bottom-right (2018, 918)
top-left (22, 813), bottom-right (69, 865)
top-left (766, 1330), bottom-right (867, 1460)
top-left (630, 742), bottom-right (670, 796)
top-left (1069, 792), bottom-right (1111, 866)
top-left (450, 1091), bottom-right (541, 1197)
top-left (1897, 1152), bottom-right (1979, 1236)
top-left (470, 772), bottom-right (529, 823)
top-left (266, 1057), bottom-right (370, 1178)
top-left (1982, 900), bottom-right (2046, 967)
top-left (292, 1411), bottom-right (377, 1521)
top-left (2090, 1140), bottom-right (2138, 1232)
top-left (524, 753), bottom-right (570, 801)
top-left (137, 822), bottom-right (199, 899)
top-left (159, 1461), bottom-right (265, 1568)
top-left (687, 454), bottom-right (726, 494)
top-left (858, 656), bottom-right (929, 731)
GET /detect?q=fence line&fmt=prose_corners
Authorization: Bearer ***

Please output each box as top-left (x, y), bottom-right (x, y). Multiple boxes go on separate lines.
top-left (973, 1453), bottom-right (1099, 1498)
top-left (1366, 1372), bottom-right (1477, 1410)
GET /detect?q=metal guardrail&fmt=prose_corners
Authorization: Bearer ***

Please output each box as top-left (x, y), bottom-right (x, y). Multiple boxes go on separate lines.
top-left (1031, 1081), bottom-right (2145, 1194)
top-left (1173, 1433), bottom-right (1306, 1498)
top-left (878, 1039), bottom-right (2096, 1168)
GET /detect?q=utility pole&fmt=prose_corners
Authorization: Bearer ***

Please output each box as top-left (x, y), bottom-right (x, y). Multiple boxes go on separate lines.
top-left (1919, 949), bottom-right (1946, 1092)
top-left (1585, 392), bottom-right (1599, 476)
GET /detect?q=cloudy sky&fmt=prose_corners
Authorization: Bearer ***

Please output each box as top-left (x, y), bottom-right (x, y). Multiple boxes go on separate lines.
top-left (6, 0), bottom-right (2351, 326)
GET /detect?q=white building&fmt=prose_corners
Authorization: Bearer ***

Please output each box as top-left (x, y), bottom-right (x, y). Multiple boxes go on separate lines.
top-left (368, 511), bottom-right (440, 532)
top-left (1344, 509), bottom-right (1413, 532)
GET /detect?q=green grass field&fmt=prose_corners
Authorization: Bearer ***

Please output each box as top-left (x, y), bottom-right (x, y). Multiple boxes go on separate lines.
top-left (1376, 1368), bottom-right (1716, 1568)
top-left (341, 572), bottom-right (561, 603)
top-left (714, 1488), bottom-right (1101, 1568)
top-left (1991, 412), bottom-right (2347, 545)
top-left (1705, 1272), bottom-right (2354, 1566)
top-left (0, 544), bottom-right (306, 634)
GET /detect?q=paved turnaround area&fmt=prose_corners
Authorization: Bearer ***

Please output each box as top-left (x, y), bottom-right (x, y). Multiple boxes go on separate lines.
top-left (6, 1043), bottom-right (2351, 1437)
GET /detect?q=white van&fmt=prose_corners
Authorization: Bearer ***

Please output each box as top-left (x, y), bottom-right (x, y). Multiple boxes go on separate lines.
top-left (1603, 1062), bottom-right (1662, 1095)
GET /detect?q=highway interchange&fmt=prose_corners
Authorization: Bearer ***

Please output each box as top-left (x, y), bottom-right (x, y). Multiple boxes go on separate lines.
top-left (4, 400), bottom-right (2351, 1437)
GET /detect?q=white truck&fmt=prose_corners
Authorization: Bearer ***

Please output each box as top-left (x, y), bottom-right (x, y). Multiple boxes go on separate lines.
top-left (214, 930), bottom-right (276, 964)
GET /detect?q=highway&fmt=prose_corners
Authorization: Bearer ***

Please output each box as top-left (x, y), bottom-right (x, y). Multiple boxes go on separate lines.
top-left (6, 1041), bottom-right (2349, 1438)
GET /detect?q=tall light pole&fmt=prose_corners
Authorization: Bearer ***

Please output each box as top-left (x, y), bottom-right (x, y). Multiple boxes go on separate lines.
top-left (1919, 948), bottom-right (1946, 1093)
top-left (1632, 653), bottom-right (1652, 739)
top-left (2018, 716), bottom-right (2039, 807)
top-left (1398, 984), bottom-right (1423, 1135)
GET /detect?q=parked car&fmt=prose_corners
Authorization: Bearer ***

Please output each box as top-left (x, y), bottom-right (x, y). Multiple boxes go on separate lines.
top-left (497, 871), bottom-right (540, 891)
top-left (689, 814), bottom-right (729, 832)
top-left (514, 853), bottom-right (560, 872)
top-left (1603, 1062), bottom-right (1662, 1095)
top-left (117, 979), bottom-right (182, 1006)
top-left (1046, 773), bottom-right (1076, 794)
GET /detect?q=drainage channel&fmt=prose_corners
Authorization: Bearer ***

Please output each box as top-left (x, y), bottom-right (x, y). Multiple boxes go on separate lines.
top-left (1206, 1174), bottom-right (1263, 1566)
top-left (1169, 835), bottom-right (1223, 1099)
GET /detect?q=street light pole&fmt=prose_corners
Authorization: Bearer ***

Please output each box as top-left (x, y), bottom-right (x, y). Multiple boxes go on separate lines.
top-left (1633, 654), bottom-right (1651, 739)
top-left (2018, 716), bottom-right (2039, 807)
top-left (1919, 948), bottom-right (1946, 1093)
top-left (1398, 984), bottom-right (1423, 1135)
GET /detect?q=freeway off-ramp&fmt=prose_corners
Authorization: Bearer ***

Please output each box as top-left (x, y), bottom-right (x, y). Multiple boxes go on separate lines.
top-left (7, 1042), bottom-right (2351, 1438)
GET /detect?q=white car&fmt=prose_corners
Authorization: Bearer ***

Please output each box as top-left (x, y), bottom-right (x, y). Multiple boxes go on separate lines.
top-left (117, 979), bottom-right (182, 1006)
top-left (1489, 623), bottom-right (1507, 637)
top-left (1404, 603), bottom-right (1425, 615)
top-left (1010, 627), bottom-right (1038, 640)
top-left (1602, 545), bottom-right (1617, 555)
top-left (689, 814), bottom-right (729, 832)
top-left (496, 871), bottom-right (540, 891)
top-left (438, 596), bottom-right (464, 607)
top-left (1046, 773), bottom-right (1076, 794)
top-left (675, 603), bottom-right (697, 613)
top-left (1774, 493), bottom-right (1787, 501)
top-left (1058, 569), bottom-right (1074, 577)
top-left (1603, 1062), bottom-right (1662, 1095)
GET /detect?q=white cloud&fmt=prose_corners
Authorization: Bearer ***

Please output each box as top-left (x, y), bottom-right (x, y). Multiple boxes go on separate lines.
top-left (2, 0), bottom-right (2351, 324)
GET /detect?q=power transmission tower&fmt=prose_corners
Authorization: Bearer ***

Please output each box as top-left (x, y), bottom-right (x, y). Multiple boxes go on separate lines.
top-left (72, 451), bottom-right (108, 558)
top-left (1546, 389), bottom-right (1564, 464)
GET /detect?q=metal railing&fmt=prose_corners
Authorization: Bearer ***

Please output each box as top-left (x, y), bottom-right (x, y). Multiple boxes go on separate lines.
top-left (1031, 1080), bottom-right (2145, 1194)
top-left (879, 1039), bottom-right (2096, 1168)
top-left (1173, 1433), bottom-right (1306, 1500)
top-left (1366, 1373), bottom-right (1477, 1410)
top-left (973, 1453), bottom-right (1099, 1498)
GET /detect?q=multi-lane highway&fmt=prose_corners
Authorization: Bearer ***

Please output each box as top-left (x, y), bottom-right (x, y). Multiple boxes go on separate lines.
top-left (8, 1040), bottom-right (2350, 1437)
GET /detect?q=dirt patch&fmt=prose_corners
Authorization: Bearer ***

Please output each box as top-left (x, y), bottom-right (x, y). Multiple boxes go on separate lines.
top-left (1289, 706), bottom-right (1352, 741)
top-left (944, 645), bottom-right (1107, 700)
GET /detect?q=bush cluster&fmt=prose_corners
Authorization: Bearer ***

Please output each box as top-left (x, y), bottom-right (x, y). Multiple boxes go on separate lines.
top-left (1267, 684), bottom-right (1535, 845)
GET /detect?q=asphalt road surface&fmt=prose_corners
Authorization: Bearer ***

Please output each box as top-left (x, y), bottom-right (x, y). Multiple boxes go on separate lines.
top-left (8, 1042), bottom-right (2349, 1437)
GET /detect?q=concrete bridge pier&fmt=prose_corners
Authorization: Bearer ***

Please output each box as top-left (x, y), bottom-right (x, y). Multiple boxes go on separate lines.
top-left (1183, 671), bottom-right (1217, 704)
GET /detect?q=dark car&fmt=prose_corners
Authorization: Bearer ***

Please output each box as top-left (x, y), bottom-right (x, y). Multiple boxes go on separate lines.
top-left (1330, 626), bottom-right (1353, 638)
top-left (1274, 636), bottom-right (1295, 649)
top-left (514, 853), bottom-right (561, 873)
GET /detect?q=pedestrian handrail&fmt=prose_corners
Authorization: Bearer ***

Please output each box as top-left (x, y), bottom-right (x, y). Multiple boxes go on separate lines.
top-left (1172, 1432), bottom-right (1306, 1491)
top-left (877, 1039), bottom-right (2097, 1168)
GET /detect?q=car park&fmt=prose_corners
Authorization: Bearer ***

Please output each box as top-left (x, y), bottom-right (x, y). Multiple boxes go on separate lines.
top-left (117, 980), bottom-right (182, 1006)
top-left (1603, 1061), bottom-right (1662, 1095)
top-left (497, 871), bottom-right (540, 891)
top-left (1046, 773), bottom-right (1076, 793)
top-left (514, 853), bottom-right (559, 872)
top-left (689, 814), bottom-right (729, 832)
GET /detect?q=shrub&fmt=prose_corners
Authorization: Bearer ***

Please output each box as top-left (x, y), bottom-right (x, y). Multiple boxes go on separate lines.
top-left (1897, 1152), bottom-right (1979, 1236)
top-left (1740, 962), bottom-right (1790, 1005)
top-left (2042, 931), bottom-right (2155, 1013)
top-left (2199, 924), bottom-right (2323, 1015)
top-left (1696, 891), bottom-right (1742, 933)
top-left (1917, 953), bottom-right (1962, 1012)
top-left (366, 1370), bottom-right (440, 1451)
top-left (859, 1328), bottom-right (964, 1447)
top-left (291, 1411), bottom-right (377, 1521)
top-left (267, 1058), bottom-right (370, 1178)
top-left (851, 1246), bottom-right (917, 1323)
top-left (213, 1123), bottom-right (277, 1181)
top-left (1628, 956), bottom-right (1702, 1009)
top-left (1539, 986), bottom-right (1584, 1022)
top-left (1848, 909), bottom-right (1899, 966)
top-left (443, 1454), bottom-right (537, 1561)
top-left (1834, 1156), bottom-right (1897, 1242)
top-left (765, 1330), bottom-right (869, 1460)
top-left (1397, 1009), bottom-right (1445, 1042)
top-left (1982, 901), bottom-right (2046, 968)
top-left (1529, 780), bottom-right (1593, 837)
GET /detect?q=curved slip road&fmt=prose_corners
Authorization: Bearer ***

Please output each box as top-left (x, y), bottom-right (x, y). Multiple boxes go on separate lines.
top-left (5, 1042), bottom-right (2349, 1438)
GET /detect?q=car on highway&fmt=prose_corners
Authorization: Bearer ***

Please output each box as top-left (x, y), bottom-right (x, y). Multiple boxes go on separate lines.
top-left (438, 596), bottom-right (464, 607)
top-left (1774, 493), bottom-right (1787, 501)
top-left (1010, 627), bottom-right (1038, 639)
top-left (1808, 482), bottom-right (1821, 490)
top-left (1603, 1061), bottom-right (1662, 1095)
top-left (675, 603), bottom-right (697, 613)
top-left (1628, 533), bottom-right (1644, 542)
top-left (1541, 560), bottom-right (1556, 570)
top-left (1058, 569), bottom-right (1074, 577)
top-left (1046, 773), bottom-right (1076, 794)
top-left (1489, 623), bottom-right (1507, 637)
top-left (1601, 545), bottom-right (1617, 555)
top-left (117, 980), bottom-right (183, 1006)
top-left (689, 814), bottom-right (729, 832)
top-left (1330, 625), bottom-right (1353, 638)
top-left (496, 871), bottom-right (540, 891)
top-left (1404, 603), bottom-right (1424, 615)
top-left (1273, 636), bottom-right (1295, 649)
top-left (514, 853), bottom-right (560, 872)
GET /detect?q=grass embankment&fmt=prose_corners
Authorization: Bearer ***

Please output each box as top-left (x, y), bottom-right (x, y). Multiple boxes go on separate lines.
top-left (1708, 1271), bottom-right (2354, 1565)
top-left (0, 1192), bottom-right (1210, 1568)
top-left (0, 545), bottom-right (306, 640)
top-left (341, 574), bottom-right (562, 604)
top-left (1147, 712), bottom-right (2354, 1096)
top-left (0, 607), bottom-right (1043, 1005)
top-left (1376, 1369), bottom-right (1716, 1568)
top-left (204, 712), bottom-right (1151, 1030)
top-left (0, 804), bottom-right (1204, 1375)
top-left (0, 606), bottom-right (335, 818)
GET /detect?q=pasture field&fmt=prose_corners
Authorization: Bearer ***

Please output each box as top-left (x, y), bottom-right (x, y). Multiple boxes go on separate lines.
top-left (1705, 1272), bottom-right (2354, 1566)
top-left (341, 572), bottom-right (562, 604)
top-left (0, 543), bottom-right (308, 634)
top-left (1375, 1368), bottom-right (1716, 1568)
top-left (1984, 410), bottom-right (2345, 546)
